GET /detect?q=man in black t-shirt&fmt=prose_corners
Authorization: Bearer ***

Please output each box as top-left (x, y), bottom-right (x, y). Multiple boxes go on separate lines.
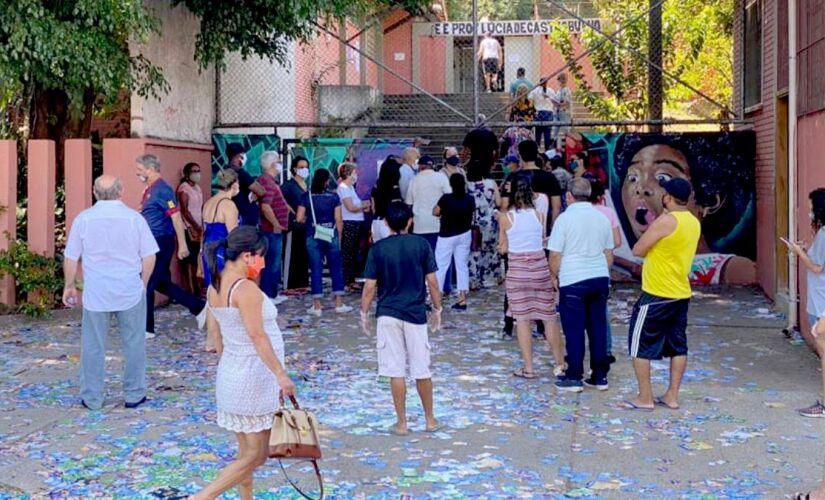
top-left (360, 202), bottom-right (443, 436)
top-left (225, 143), bottom-right (266, 227)
top-left (500, 140), bottom-right (562, 229)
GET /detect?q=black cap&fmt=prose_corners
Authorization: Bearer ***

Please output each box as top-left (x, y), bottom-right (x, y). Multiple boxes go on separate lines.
top-left (663, 178), bottom-right (692, 203)
top-left (418, 155), bottom-right (435, 167)
top-left (226, 143), bottom-right (245, 161)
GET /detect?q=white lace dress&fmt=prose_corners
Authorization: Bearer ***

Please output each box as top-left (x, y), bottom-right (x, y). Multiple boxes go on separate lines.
top-left (207, 291), bottom-right (285, 433)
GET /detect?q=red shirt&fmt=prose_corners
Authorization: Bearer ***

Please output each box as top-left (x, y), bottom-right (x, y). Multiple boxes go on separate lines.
top-left (257, 173), bottom-right (290, 232)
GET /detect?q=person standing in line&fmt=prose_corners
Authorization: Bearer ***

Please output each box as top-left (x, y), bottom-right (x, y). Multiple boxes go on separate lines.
top-left (337, 162), bottom-right (371, 290)
top-left (529, 79), bottom-right (556, 152)
top-left (509, 67), bottom-right (533, 96)
top-left (784, 188), bottom-right (825, 417)
top-left (433, 174), bottom-right (475, 310)
top-left (63, 175), bottom-right (158, 410)
top-left (478, 33), bottom-right (502, 92)
top-left (399, 147), bottom-right (420, 201)
top-left (498, 175), bottom-right (566, 379)
top-left (590, 179), bottom-right (622, 361)
top-left (281, 156), bottom-right (311, 290)
top-left (371, 157), bottom-right (403, 243)
top-left (624, 178), bottom-right (700, 411)
top-left (508, 84), bottom-right (536, 123)
top-left (442, 147), bottom-right (466, 178)
top-left (136, 154), bottom-right (205, 339)
top-left (551, 73), bottom-right (572, 149)
top-left (360, 202), bottom-right (442, 436)
top-left (176, 162), bottom-right (204, 296)
top-left (296, 168), bottom-right (352, 316)
top-left (225, 143), bottom-right (266, 228)
top-left (548, 178), bottom-right (614, 392)
top-left (192, 226), bottom-right (296, 499)
top-left (257, 151), bottom-right (290, 305)
top-left (405, 155), bottom-right (452, 263)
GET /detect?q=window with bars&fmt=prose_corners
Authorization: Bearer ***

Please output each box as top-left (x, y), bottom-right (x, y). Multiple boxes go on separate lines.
top-left (743, 0), bottom-right (763, 110)
top-left (798, 0), bottom-right (825, 116)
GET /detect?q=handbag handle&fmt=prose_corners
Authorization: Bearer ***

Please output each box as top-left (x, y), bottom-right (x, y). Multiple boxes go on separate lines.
top-left (279, 391), bottom-right (301, 409)
top-left (279, 459), bottom-right (324, 500)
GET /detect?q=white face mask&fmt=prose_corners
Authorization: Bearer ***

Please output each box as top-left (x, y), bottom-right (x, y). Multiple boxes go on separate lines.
top-left (190, 173), bottom-right (202, 183)
top-left (240, 154), bottom-right (248, 167)
top-left (137, 173), bottom-right (149, 183)
top-left (297, 168), bottom-right (310, 179)
top-left (351, 174), bottom-right (358, 184)
top-left (810, 211), bottom-right (816, 222)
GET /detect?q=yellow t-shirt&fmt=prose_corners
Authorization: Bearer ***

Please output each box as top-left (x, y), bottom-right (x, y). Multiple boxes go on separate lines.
top-left (641, 211), bottom-right (701, 299)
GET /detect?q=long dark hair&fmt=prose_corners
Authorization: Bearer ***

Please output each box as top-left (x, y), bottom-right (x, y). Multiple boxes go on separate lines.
top-left (310, 168), bottom-right (331, 194)
top-left (509, 173), bottom-right (534, 210)
top-left (206, 226), bottom-right (268, 292)
top-left (811, 188), bottom-right (825, 231)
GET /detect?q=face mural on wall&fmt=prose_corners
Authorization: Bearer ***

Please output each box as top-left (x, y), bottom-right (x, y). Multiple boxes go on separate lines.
top-left (566, 131), bottom-right (757, 286)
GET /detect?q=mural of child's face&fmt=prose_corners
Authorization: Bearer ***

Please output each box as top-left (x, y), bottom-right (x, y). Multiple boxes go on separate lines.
top-left (622, 144), bottom-right (692, 238)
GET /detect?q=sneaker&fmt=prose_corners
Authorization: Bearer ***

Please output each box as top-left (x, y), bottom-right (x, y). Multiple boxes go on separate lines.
top-left (553, 365), bottom-right (566, 378)
top-left (496, 329), bottom-right (514, 340)
top-left (335, 305), bottom-right (353, 314)
top-left (798, 400), bottom-right (825, 418)
top-left (583, 377), bottom-right (609, 391)
top-left (307, 307), bottom-right (322, 317)
top-left (125, 396), bottom-right (148, 409)
top-left (271, 295), bottom-right (288, 306)
top-left (145, 332), bottom-right (156, 340)
top-left (554, 377), bottom-right (584, 393)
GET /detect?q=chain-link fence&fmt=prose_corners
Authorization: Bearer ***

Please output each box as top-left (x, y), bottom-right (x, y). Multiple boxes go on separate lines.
top-left (216, 0), bottom-right (744, 156)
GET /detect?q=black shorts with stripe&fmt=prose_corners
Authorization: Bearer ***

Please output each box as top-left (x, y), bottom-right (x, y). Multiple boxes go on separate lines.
top-left (628, 292), bottom-right (690, 360)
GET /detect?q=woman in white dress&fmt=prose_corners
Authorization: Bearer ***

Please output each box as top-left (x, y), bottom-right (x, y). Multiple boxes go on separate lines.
top-left (192, 226), bottom-right (297, 500)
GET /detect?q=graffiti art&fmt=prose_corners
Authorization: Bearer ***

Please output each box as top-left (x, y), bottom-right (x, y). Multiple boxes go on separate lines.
top-left (565, 131), bottom-right (757, 286)
top-left (211, 134), bottom-right (281, 179)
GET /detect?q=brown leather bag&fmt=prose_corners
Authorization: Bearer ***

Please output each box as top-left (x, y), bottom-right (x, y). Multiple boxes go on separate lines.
top-left (269, 395), bottom-right (324, 499)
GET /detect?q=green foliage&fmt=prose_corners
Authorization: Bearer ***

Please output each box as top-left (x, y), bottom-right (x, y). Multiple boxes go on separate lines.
top-left (446, 0), bottom-right (535, 21)
top-left (0, 0), bottom-right (168, 116)
top-left (547, 0), bottom-right (733, 121)
top-left (178, 0), bottom-right (432, 69)
top-left (0, 236), bottom-right (63, 317)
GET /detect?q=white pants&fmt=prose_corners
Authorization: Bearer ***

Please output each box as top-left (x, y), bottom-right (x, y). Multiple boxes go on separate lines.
top-left (371, 219), bottom-right (391, 243)
top-left (435, 231), bottom-right (471, 292)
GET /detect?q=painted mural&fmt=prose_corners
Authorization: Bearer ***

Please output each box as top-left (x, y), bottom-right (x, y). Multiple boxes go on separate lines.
top-left (565, 131), bottom-right (757, 286)
top-left (211, 134), bottom-right (280, 178)
top-left (290, 138), bottom-right (413, 200)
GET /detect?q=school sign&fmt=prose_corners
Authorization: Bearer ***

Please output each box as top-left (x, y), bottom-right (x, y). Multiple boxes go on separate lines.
top-left (428, 19), bottom-right (602, 37)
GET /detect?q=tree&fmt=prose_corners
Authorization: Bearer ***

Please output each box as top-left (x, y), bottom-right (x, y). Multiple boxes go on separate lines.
top-left (547, 0), bottom-right (734, 122)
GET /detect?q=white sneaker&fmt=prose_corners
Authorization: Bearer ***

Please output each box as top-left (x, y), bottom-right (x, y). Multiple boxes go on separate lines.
top-left (145, 332), bottom-right (156, 340)
top-left (335, 305), bottom-right (353, 313)
top-left (271, 295), bottom-right (288, 306)
top-left (307, 307), bottom-right (322, 317)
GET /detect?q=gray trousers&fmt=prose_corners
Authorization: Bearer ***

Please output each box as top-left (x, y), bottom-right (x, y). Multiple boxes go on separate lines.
top-left (80, 296), bottom-right (146, 409)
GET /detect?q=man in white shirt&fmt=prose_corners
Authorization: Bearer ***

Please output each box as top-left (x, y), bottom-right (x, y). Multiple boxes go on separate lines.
top-left (547, 178), bottom-right (614, 393)
top-left (399, 147), bottom-right (420, 200)
top-left (405, 155), bottom-right (452, 250)
top-left (551, 73), bottom-right (573, 149)
top-left (63, 175), bottom-right (159, 410)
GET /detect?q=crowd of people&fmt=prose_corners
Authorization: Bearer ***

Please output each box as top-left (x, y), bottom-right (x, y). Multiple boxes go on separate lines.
top-left (60, 125), bottom-right (825, 498)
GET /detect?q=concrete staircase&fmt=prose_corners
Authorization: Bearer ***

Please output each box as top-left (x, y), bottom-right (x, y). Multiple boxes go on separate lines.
top-left (364, 92), bottom-right (593, 159)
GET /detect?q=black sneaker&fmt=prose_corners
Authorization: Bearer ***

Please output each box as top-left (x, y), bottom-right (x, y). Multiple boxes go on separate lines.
top-left (125, 396), bottom-right (148, 409)
top-left (554, 377), bottom-right (584, 393)
top-left (583, 377), bottom-right (609, 391)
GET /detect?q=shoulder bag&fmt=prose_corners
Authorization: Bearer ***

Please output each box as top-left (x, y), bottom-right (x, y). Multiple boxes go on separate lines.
top-left (270, 394), bottom-right (324, 499)
top-left (308, 192), bottom-right (335, 243)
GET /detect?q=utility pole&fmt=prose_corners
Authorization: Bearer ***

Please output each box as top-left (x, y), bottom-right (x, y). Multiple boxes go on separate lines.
top-left (647, 0), bottom-right (663, 132)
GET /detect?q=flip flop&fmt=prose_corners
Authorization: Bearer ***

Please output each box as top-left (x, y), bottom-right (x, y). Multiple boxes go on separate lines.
top-left (655, 396), bottom-right (680, 410)
top-left (387, 425), bottom-right (409, 436)
top-left (513, 368), bottom-right (538, 379)
top-left (620, 400), bottom-right (655, 412)
top-left (425, 424), bottom-right (444, 433)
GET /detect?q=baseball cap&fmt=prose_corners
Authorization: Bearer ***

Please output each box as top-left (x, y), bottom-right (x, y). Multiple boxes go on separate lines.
top-left (504, 154), bottom-right (519, 165)
top-left (663, 178), bottom-right (692, 203)
top-left (418, 155), bottom-right (435, 167)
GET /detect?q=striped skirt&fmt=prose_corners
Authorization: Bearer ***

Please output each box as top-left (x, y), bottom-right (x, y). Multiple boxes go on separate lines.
top-left (505, 250), bottom-right (558, 321)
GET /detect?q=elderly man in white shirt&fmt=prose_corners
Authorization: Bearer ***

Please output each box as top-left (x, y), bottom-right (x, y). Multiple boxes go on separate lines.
top-left (63, 175), bottom-right (159, 410)
top-left (399, 147), bottom-right (420, 201)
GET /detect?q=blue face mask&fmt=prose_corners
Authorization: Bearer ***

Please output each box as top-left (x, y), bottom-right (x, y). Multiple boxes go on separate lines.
top-left (446, 156), bottom-right (460, 167)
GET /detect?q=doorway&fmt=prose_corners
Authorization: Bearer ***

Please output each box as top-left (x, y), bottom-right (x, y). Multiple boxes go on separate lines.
top-left (775, 95), bottom-right (789, 296)
top-left (452, 37), bottom-right (505, 93)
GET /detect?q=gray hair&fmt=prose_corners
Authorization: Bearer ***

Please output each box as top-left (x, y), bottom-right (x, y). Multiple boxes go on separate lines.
top-left (568, 177), bottom-right (592, 201)
top-left (93, 177), bottom-right (123, 201)
top-left (260, 151), bottom-right (280, 170)
top-left (136, 154), bottom-right (161, 172)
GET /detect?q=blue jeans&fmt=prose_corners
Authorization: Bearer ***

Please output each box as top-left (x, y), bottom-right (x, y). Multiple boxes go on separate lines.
top-left (260, 232), bottom-right (283, 299)
top-left (558, 277), bottom-right (610, 381)
top-left (306, 234), bottom-right (345, 299)
top-left (420, 232), bottom-right (453, 294)
top-left (535, 110), bottom-right (554, 150)
top-left (81, 296), bottom-right (147, 409)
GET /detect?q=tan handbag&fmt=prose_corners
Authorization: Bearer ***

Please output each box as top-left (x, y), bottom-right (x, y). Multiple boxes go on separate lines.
top-left (269, 395), bottom-right (324, 499)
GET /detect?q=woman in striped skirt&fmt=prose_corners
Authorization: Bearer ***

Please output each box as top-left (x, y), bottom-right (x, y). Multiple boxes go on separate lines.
top-left (497, 174), bottom-right (566, 379)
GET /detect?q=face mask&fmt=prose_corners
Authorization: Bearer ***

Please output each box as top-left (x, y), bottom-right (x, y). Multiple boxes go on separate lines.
top-left (810, 211), bottom-right (816, 222)
top-left (240, 154), bottom-right (248, 167)
top-left (351, 173), bottom-right (358, 184)
top-left (446, 156), bottom-right (460, 167)
top-left (297, 168), bottom-right (310, 179)
top-left (137, 173), bottom-right (149, 183)
top-left (246, 254), bottom-right (265, 279)
top-left (190, 173), bottom-right (202, 183)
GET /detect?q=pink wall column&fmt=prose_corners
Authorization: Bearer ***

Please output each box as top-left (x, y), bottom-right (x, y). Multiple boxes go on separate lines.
top-left (419, 36), bottom-right (447, 94)
top-left (27, 140), bottom-right (56, 257)
top-left (103, 138), bottom-right (150, 210)
top-left (64, 139), bottom-right (93, 232)
top-left (0, 141), bottom-right (16, 305)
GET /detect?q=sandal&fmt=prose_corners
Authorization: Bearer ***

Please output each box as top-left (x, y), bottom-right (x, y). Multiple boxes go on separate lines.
top-left (792, 493), bottom-right (810, 500)
top-left (655, 396), bottom-right (680, 410)
top-left (513, 368), bottom-right (538, 379)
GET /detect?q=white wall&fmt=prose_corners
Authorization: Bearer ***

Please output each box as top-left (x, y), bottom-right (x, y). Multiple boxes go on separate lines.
top-left (503, 37), bottom-right (534, 88)
top-left (130, 1), bottom-right (215, 144)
